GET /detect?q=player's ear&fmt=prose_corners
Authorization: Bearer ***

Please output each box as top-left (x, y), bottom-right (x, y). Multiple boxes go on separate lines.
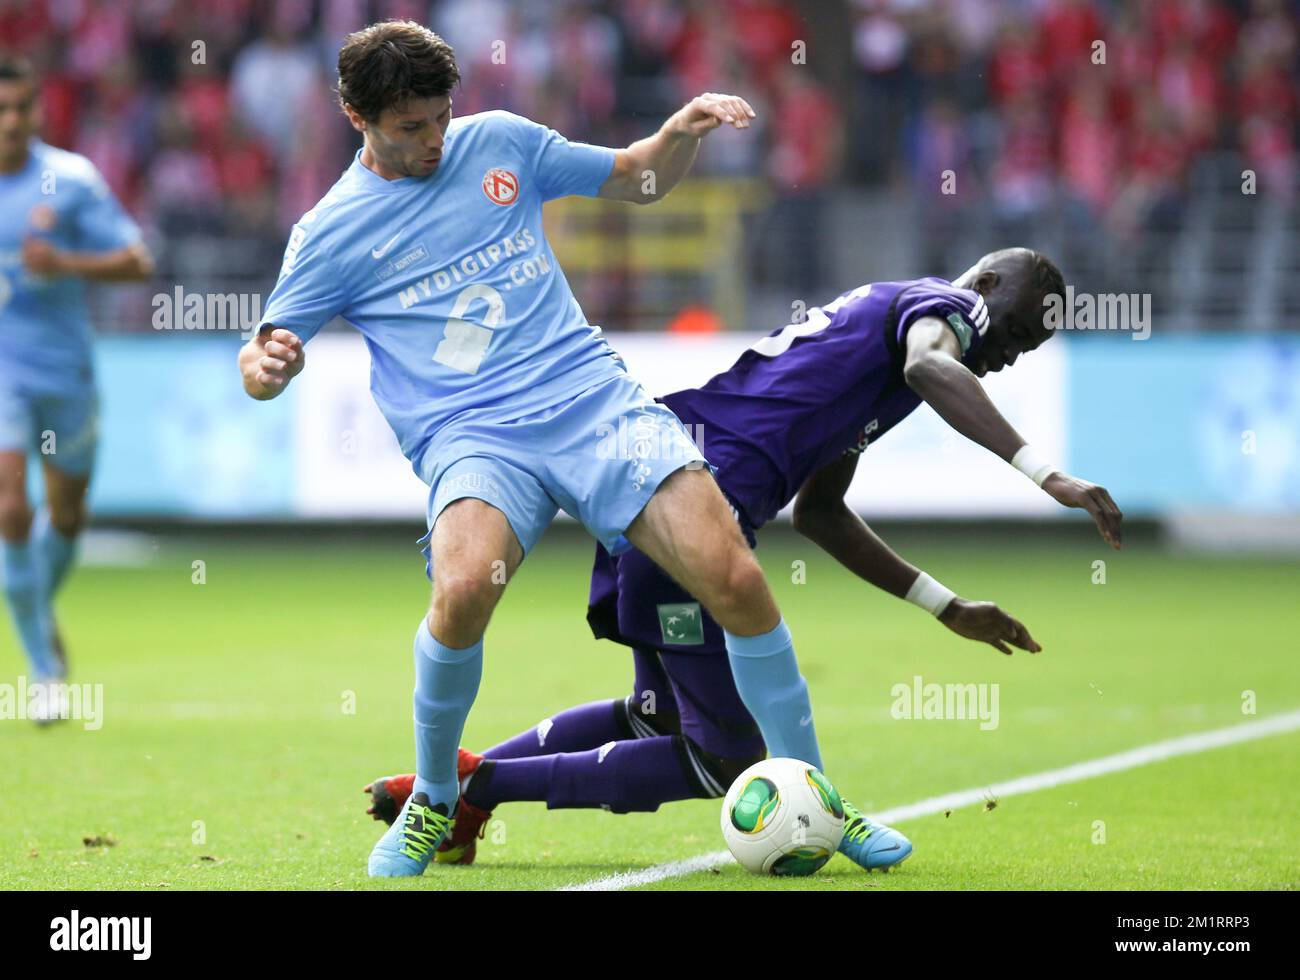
top-left (974, 269), bottom-right (999, 295)
top-left (341, 102), bottom-right (366, 133)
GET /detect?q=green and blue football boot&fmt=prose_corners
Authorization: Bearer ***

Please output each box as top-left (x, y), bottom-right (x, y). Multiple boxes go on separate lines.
top-left (837, 799), bottom-right (912, 872)
top-left (367, 791), bottom-right (453, 877)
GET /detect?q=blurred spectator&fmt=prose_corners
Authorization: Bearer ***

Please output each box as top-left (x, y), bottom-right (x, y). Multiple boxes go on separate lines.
top-left (229, 2), bottom-right (321, 166)
top-left (762, 64), bottom-right (842, 293)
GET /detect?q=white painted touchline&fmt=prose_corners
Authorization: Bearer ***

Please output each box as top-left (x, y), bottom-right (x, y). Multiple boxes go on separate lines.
top-left (560, 708), bottom-right (1300, 891)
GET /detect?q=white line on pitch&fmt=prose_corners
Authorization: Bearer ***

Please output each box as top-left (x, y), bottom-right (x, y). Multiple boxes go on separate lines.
top-left (560, 708), bottom-right (1300, 892)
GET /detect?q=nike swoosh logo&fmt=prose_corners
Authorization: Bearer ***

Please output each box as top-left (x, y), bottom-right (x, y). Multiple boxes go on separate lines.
top-left (371, 231), bottom-right (404, 259)
top-left (800, 714), bottom-right (813, 726)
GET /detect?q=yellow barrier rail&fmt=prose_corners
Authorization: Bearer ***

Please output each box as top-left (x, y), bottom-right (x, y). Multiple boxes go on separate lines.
top-left (544, 178), bottom-right (769, 330)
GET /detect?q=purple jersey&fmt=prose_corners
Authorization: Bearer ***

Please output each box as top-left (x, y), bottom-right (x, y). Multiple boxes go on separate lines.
top-left (661, 277), bottom-right (988, 528)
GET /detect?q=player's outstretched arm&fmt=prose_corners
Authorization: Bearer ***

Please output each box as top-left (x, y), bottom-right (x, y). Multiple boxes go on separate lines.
top-left (793, 453), bottom-right (920, 598)
top-left (22, 238), bottom-right (154, 282)
top-left (903, 317), bottom-right (1123, 549)
top-left (793, 454), bottom-right (1041, 655)
top-left (598, 93), bottom-right (756, 205)
top-left (239, 326), bottom-right (304, 401)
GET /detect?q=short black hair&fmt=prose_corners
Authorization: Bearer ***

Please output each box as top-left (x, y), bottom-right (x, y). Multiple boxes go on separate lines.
top-left (0, 54), bottom-right (36, 84)
top-left (337, 21), bottom-right (460, 122)
top-left (1029, 250), bottom-right (1065, 308)
top-left (979, 246), bottom-right (1064, 309)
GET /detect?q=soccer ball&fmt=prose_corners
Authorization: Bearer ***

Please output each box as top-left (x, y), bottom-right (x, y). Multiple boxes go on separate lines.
top-left (720, 757), bottom-right (845, 876)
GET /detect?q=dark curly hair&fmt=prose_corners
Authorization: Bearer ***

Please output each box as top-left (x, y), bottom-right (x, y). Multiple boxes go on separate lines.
top-left (337, 21), bottom-right (460, 122)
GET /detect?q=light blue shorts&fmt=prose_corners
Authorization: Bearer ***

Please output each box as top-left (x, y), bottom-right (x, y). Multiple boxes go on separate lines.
top-left (0, 381), bottom-right (98, 476)
top-left (418, 373), bottom-right (707, 579)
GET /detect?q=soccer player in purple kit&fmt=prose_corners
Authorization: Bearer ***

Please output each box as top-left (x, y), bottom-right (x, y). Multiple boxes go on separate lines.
top-left (365, 247), bottom-right (1124, 872)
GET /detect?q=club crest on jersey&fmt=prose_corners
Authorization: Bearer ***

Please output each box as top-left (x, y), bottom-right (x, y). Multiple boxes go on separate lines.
top-left (482, 168), bottom-right (519, 206)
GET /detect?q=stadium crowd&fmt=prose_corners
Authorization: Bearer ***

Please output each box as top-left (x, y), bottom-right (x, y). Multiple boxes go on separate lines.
top-left (2, 0), bottom-right (1295, 324)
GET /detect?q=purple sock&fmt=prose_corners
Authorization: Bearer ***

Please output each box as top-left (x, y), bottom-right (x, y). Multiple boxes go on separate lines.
top-left (483, 699), bottom-right (628, 760)
top-left (466, 735), bottom-right (700, 813)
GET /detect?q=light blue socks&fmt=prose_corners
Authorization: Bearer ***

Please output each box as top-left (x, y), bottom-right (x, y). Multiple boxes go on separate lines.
top-left (1, 540), bottom-right (59, 680)
top-left (724, 617), bottom-right (823, 771)
top-left (411, 620), bottom-right (483, 809)
top-left (34, 510), bottom-right (77, 596)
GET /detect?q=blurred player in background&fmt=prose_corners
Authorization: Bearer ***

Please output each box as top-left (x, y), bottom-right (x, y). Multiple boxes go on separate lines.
top-left (0, 56), bottom-right (153, 721)
top-left (363, 248), bottom-right (1125, 870)
top-left (238, 21), bottom-right (897, 877)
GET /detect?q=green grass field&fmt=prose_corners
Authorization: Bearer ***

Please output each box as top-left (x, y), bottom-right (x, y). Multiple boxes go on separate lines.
top-left (2, 524), bottom-right (1298, 890)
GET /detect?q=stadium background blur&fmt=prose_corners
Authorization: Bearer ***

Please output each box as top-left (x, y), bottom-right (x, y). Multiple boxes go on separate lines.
top-left (7, 0), bottom-right (1298, 331)
top-left (2, 0), bottom-right (1298, 529)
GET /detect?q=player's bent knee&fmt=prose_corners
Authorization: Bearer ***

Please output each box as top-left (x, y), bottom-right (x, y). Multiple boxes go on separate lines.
top-left (708, 553), bottom-right (772, 620)
top-left (431, 570), bottom-right (502, 636)
top-left (619, 694), bottom-right (681, 738)
top-left (687, 738), bottom-right (766, 799)
top-left (0, 495), bottom-right (33, 542)
top-left (49, 506), bottom-right (86, 540)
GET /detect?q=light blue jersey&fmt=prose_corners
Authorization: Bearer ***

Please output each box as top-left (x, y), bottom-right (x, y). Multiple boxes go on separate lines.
top-left (261, 110), bottom-right (628, 482)
top-left (0, 140), bottom-right (142, 392)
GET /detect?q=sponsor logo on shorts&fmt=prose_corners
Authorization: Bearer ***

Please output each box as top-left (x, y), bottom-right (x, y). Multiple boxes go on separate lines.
top-left (657, 602), bottom-right (704, 645)
top-left (435, 472), bottom-right (503, 508)
top-left (845, 418), bottom-right (879, 456)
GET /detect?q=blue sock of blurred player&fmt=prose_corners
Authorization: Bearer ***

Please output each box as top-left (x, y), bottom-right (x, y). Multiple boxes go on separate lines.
top-left (33, 509), bottom-right (76, 596)
top-left (2, 540), bottom-right (60, 680)
top-left (412, 620), bottom-right (483, 809)
top-left (724, 617), bottom-right (823, 771)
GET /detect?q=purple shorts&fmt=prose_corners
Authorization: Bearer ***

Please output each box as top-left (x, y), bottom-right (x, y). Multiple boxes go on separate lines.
top-left (587, 524), bottom-right (765, 760)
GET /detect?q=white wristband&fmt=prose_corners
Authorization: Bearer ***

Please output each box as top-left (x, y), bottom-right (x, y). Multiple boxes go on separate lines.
top-left (906, 572), bottom-right (956, 617)
top-left (1011, 445), bottom-right (1058, 487)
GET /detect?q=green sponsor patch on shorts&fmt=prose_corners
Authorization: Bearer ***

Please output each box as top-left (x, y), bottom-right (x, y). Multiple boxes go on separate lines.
top-left (657, 602), bottom-right (704, 645)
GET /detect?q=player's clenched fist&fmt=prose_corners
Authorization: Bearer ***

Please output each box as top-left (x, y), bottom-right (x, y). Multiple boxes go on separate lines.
top-left (672, 92), bottom-right (757, 136)
top-left (239, 326), bottom-right (304, 400)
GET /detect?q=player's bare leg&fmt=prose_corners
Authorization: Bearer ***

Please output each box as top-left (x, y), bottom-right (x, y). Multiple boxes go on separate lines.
top-left (627, 467), bottom-right (911, 870)
top-left (625, 466), bottom-right (820, 757)
top-left (427, 497), bottom-right (523, 647)
top-left (0, 451), bottom-right (33, 546)
top-left (368, 497), bottom-right (522, 876)
top-left (624, 467), bottom-right (778, 638)
top-left (0, 449), bottom-right (67, 722)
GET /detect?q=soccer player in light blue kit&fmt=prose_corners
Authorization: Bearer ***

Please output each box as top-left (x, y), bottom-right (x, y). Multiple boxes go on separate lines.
top-left (0, 56), bottom-right (153, 721)
top-left (240, 21), bottom-right (909, 876)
